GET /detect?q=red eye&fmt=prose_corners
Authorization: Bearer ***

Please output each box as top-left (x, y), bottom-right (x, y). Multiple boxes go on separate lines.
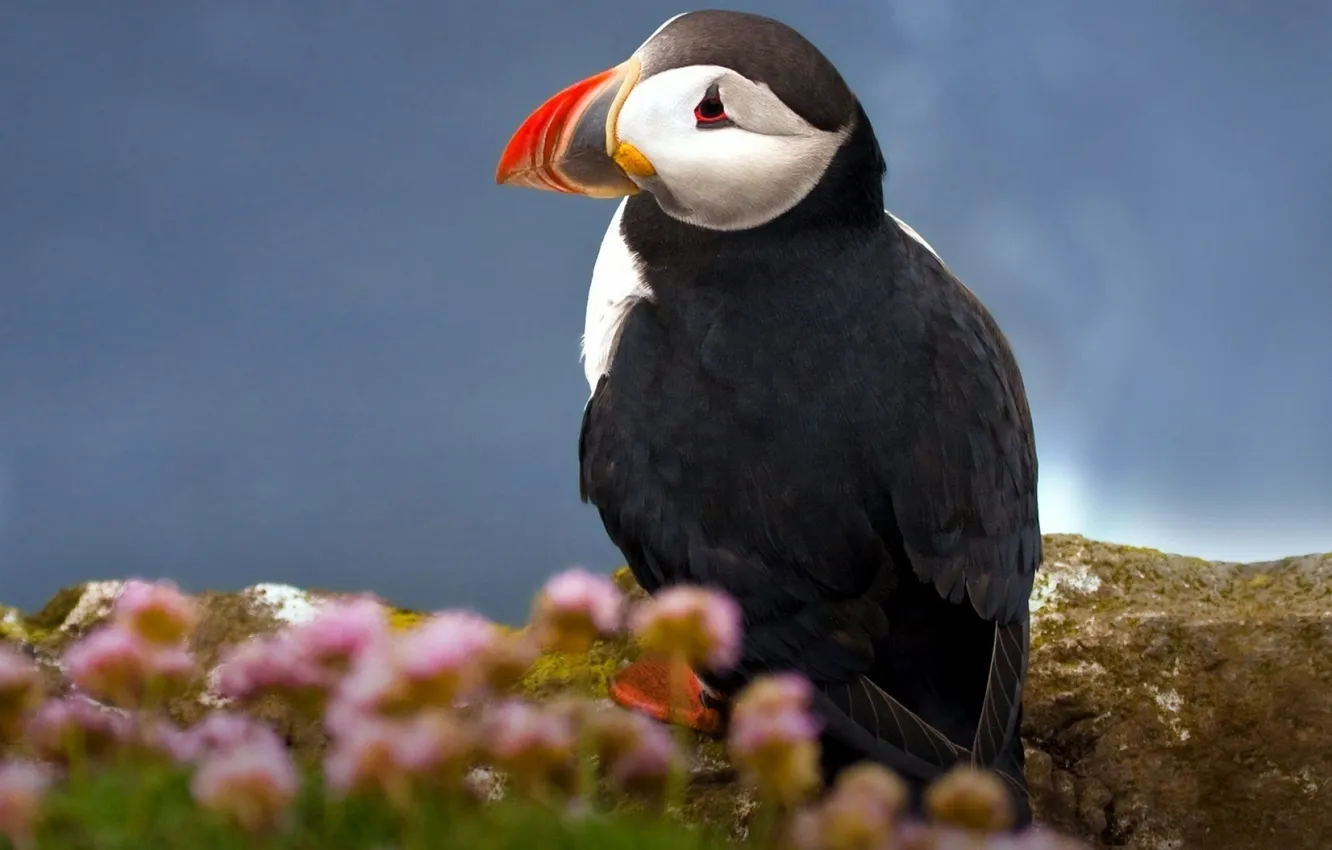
top-left (694, 85), bottom-right (727, 125)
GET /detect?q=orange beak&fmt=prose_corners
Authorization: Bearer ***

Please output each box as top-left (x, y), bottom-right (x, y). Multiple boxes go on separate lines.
top-left (496, 58), bottom-right (645, 198)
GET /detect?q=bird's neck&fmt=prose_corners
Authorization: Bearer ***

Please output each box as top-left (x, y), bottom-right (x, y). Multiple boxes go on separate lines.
top-left (621, 101), bottom-right (887, 268)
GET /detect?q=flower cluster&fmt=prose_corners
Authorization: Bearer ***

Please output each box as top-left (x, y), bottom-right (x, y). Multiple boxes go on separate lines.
top-left (0, 569), bottom-right (1087, 848)
top-left (630, 584), bottom-right (742, 672)
top-left (790, 763), bottom-right (908, 850)
top-left (531, 567), bottom-right (625, 654)
top-left (727, 672), bottom-right (824, 806)
top-left (63, 579), bottom-right (200, 709)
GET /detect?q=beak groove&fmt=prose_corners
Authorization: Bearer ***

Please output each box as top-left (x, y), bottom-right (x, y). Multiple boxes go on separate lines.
top-left (496, 58), bottom-right (643, 198)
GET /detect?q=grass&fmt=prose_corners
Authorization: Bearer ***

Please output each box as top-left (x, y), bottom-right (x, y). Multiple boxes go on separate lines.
top-left (15, 758), bottom-right (729, 850)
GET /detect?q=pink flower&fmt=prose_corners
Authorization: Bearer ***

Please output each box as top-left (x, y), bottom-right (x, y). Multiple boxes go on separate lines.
top-left (323, 609), bottom-right (511, 722)
top-left (113, 579), bottom-right (199, 645)
top-left (324, 710), bottom-right (472, 803)
top-left (729, 672), bottom-right (814, 723)
top-left (324, 716), bottom-right (400, 799)
top-left (191, 740), bottom-right (299, 833)
top-left (729, 707), bottom-right (822, 755)
top-left (286, 596), bottom-right (390, 668)
top-left (389, 711), bottom-right (473, 779)
top-left (630, 585), bottom-right (742, 671)
top-left (482, 699), bottom-right (577, 791)
top-left (215, 600), bottom-right (394, 708)
top-left (140, 718), bottom-right (199, 764)
top-left (727, 673), bottom-right (823, 804)
top-left (214, 635), bottom-right (331, 703)
top-left (604, 715), bottom-right (680, 797)
top-left (474, 630), bottom-right (539, 695)
top-left (169, 711), bottom-right (286, 764)
top-left (395, 610), bottom-right (499, 705)
top-left (923, 765), bottom-right (1016, 833)
top-left (324, 715), bottom-right (417, 804)
top-left (63, 626), bottom-right (196, 708)
top-left (326, 645), bottom-right (404, 727)
top-left (0, 760), bottom-right (55, 848)
top-left (0, 647), bottom-right (43, 742)
top-left (792, 763), bottom-right (908, 850)
top-left (26, 697), bottom-right (132, 763)
top-left (531, 568), bottom-right (624, 653)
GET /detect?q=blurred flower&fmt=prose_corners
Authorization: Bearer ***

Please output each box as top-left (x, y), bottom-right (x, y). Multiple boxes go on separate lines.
top-left (147, 710), bottom-right (288, 765)
top-left (139, 718), bottom-right (198, 764)
top-left (475, 631), bottom-right (539, 695)
top-left (395, 610), bottom-right (500, 707)
top-left (832, 763), bottom-right (908, 818)
top-left (923, 765), bottom-right (1015, 833)
top-left (325, 709), bottom-right (473, 804)
top-left (214, 635), bottom-right (332, 705)
top-left (391, 710), bottom-right (474, 783)
top-left (216, 599), bottom-right (396, 711)
top-left (324, 715), bottom-right (411, 803)
top-left (63, 626), bottom-right (196, 708)
top-left (26, 697), bottom-right (132, 764)
top-left (728, 673), bottom-right (823, 805)
top-left (730, 672), bottom-right (813, 721)
top-left (481, 699), bottom-right (577, 794)
top-left (590, 709), bottom-right (681, 798)
top-left (531, 568), bottom-right (624, 653)
top-left (790, 763), bottom-right (908, 850)
top-left (325, 644), bottom-right (404, 732)
top-left (630, 585), bottom-right (742, 672)
top-left (0, 646), bottom-right (43, 743)
top-left (285, 596), bottom-right (390, 671)
top-left (331, 609), bottom-right (501, 720)
top-left (113, 579), bottom-right (199, 646)
top-left (0, 760), bottom-right (54, 849)
top-left (191, 740), bottom-right (299, 833)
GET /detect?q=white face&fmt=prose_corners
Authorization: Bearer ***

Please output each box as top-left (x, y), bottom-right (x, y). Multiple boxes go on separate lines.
top-left (613, 64), bottom-right (849, 232)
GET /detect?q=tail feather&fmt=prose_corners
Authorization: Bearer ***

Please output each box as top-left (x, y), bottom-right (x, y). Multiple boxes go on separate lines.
top-left (970, 618), bottom-right (1029, 769)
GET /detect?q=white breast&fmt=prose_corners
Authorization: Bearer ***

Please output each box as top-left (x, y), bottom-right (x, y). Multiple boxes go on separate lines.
top-left (577, 203), bottom-right (942, 392)
top-left (581, 199), bottom-right (653, 391)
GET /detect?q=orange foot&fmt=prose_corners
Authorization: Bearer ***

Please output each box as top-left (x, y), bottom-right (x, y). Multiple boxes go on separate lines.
top-left (610, 655), bottom-right (728, 736)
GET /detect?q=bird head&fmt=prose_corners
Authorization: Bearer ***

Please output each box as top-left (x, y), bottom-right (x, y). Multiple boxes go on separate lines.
top-left (495, 11), bottom-right (863, 232)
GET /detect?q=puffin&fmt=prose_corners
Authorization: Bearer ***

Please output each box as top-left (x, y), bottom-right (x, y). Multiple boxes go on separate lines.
top-left (495, 10), bottom-right (1041, 825)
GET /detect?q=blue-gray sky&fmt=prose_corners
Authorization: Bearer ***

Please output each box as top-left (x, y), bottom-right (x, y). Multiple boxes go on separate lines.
top-left (2, 2), bottom-right (1329, 622)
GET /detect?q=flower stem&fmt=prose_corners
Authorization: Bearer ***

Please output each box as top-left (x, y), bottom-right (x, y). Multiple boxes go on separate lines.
top-left (664, 653), bottom-right (690, 816)
top-left (572, 650), bottom-right (599, 807)
top-left (751, 792), bottom-right (778, 848)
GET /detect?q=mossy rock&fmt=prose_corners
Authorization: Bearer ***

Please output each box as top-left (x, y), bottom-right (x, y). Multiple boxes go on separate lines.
top-left (1022, 535), bottom-right (1332, 849)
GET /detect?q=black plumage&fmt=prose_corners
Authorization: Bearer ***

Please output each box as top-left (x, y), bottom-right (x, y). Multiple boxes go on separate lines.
top-left (577, 101), bottom-right (1041, 823)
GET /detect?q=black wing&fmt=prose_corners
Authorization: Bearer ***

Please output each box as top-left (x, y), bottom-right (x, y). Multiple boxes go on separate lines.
top-left (867, 227), bottom-right (1041, 772)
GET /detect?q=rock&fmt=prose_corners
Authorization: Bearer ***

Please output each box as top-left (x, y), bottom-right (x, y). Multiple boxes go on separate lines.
top-left (1022, 535), bottom-right (1332, 849)
top-left (4, 535), bottom-right (1330, 848)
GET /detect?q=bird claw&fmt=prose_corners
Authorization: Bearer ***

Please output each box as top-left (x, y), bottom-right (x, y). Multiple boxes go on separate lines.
top-left (609, 655), bottom-right (729, 736)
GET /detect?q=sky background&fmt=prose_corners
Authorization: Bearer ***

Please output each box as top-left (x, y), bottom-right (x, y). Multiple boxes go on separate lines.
top-left (2, 2), bottom-right (1329, 622)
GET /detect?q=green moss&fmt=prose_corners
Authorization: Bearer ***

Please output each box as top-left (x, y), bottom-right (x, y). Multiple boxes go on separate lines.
top-left (24, 584), bottom-right (88, 635)
top-left (520, 636), bottom-right (638, 701)
top-left (389, 609), bottom-right (429, 631)
top-left (0, 607), bottom-right (28, 644)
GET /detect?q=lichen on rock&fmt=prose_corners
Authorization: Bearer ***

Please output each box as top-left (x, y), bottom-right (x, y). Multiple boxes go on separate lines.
top-left (1023, 535), bottom-right (1332, 849)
